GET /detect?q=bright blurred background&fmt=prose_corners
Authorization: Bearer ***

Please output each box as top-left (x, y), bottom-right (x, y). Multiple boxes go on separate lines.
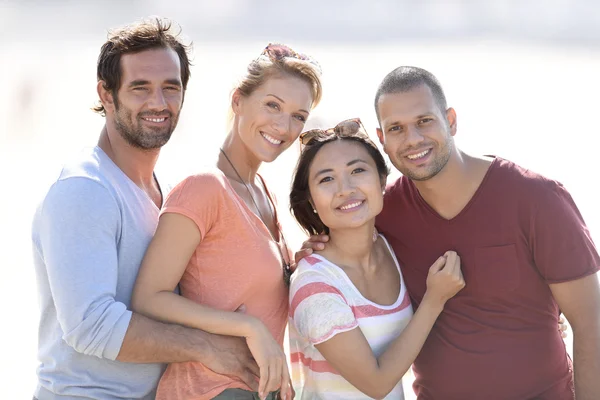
top-left (1, 1), bottom-right (599, 398)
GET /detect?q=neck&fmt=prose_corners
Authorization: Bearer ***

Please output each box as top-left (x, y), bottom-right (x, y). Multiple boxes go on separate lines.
top-left (413, 150), bottom-right (492, 219)
top-left (326, 222), bottom-right (377, 273)
top-left (97, 125), bottom-right (159, 187)
top-left (217, 128), bottom-right (262, 184)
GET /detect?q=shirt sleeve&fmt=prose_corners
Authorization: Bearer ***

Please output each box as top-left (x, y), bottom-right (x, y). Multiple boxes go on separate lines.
top-left (531, 181), bottom-right (600, 283)
top-left (289, 266), bottom-right (358, 345)
top-left (37, 177), bottom-right (131, 360)
top-left (161, 173), bottom-right (223, 239)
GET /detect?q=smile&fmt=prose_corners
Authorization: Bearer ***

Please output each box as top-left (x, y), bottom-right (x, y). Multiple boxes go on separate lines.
top-left (337, 200), bottom-right (364, 211)
top-left (141, 117), bottom-right (167, 123)
top-left (406, 149), bottom-right (430, 160)
top-left (261, 132), bottom-right (282, 145)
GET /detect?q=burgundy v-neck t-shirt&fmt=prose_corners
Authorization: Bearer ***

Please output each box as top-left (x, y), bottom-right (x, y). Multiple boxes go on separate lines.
top-left (376, 157), bottom-right (599, 400)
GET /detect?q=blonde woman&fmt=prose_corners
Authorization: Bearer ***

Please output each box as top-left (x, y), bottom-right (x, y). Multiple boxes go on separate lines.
top-left (131, 44), bottom-right (322, 400)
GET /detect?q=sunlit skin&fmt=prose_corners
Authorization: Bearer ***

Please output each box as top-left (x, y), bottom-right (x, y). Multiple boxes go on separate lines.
top-left (97, 47), bottom-right (185, 208)
top-left (131, 73), bottom-right (315, 400)
top-left (103, 47), bottom-right (184, 150)
top-left (376, 85), bottom-right (458, 182)
top-left (229, 75), bottom-right (313, 169)
top-left (308, 140), bottom-right (385, 232)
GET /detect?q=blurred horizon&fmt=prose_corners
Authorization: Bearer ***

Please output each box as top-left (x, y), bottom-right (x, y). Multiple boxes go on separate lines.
top-left (1, 1), bottom-right (598, 399)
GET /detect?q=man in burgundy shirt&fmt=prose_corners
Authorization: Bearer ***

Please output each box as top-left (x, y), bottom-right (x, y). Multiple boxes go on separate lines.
top-left (373, 66), bottom-right (600, 399)
top-left (300, 66), bottom-right (600, 399)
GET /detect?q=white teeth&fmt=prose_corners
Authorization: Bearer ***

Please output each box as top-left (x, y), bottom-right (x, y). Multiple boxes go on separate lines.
top-left (407, 149), bottom-right (429, 160)
top-left (261, 132), bottom-right (282, 145)
top-left (339, 201), bottom-right (362, 210)
top-left (144, 117), bottom-right (165, 123)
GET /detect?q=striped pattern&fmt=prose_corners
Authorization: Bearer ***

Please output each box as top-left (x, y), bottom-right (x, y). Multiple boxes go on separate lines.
top-left (289, 236), bottom-right (414, 399)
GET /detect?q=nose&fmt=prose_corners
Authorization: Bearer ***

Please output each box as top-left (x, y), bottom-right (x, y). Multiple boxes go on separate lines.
top-left (404, 124), bottom-right (425, 147)
top-left (336, 174), bottom-right (356, 197)
top-left (148, 89), bottom-right (168, 112)
top-left (273, 114), bottom-right (291, 136)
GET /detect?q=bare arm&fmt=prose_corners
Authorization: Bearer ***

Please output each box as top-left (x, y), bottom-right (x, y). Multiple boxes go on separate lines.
top-left (117, 312), bottom-right (259, 389)
top-left (550, 272), bottom-right (600, 400)
top-left (315, 252), bottom-right (464, 399)
top-left (131, 212), bottom-right (290, 399)
top-left (132, 213), bottom-right (262, 336)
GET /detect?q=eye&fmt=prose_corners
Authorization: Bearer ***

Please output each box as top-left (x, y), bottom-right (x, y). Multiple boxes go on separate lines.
top-left (351, 167), bottom-right (366, 174)
top-left (387, 125), bottom-right (401, 133)
top-left (418, 118), bottom-right (433, 125)
top-left (318, 176), bottom-right (333, 184)
top-left (267, 101), bottom-right (280, 111)
top-left (132, 87), bottom-right (147, 91)
top-left (164, 86), bottom-right (181, 92)
top-left (294, 114), bottom-right (307, 123)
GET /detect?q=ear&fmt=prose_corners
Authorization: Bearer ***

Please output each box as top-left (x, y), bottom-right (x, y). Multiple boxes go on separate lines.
top-left (97, 81), bottom-right (116, 114)
top-left (376, 127), bottom-right (385, 146)
top-left (446, 107), bottom-right (457, 137)
top-left (231, 88), bottom-right (244, 115)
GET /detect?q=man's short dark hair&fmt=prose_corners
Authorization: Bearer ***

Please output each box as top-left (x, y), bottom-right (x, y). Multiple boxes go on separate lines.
top-left (374, 66), bottom-right (447, 122)
top-left (93, 17), bottom-right (192, 116)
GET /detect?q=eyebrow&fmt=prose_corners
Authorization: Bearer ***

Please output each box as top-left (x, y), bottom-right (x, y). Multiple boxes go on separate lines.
top-left (128, 79), bottom-right (182, 87)
top-left (267, 94), bottom-right (309, 114)
top-left (313, 158), bottom-right (368, 177)
top-left (385, 113), bottom-right (435, 126)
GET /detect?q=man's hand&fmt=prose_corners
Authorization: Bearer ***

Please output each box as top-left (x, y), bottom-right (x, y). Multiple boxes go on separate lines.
top-left (294, 234), bottom-right (329, 265)
top-left (203, 334), bottom-right (260, 391)
top-left (559, 315), bottom-right (568, 339)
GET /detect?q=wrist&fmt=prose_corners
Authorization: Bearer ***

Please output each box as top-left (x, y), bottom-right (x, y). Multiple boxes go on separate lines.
top-left (239, 315), bottom-right (262, 338)
top-left (420, 293), bottom-right (445, 314)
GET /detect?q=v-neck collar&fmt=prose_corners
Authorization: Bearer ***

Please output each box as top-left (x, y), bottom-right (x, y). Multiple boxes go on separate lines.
top-left (410, 156), bottom-right (500, 223)
top-left (94, 146), bottom-right (163, 211)
top-left (219, 169), bottom-right (283, 243)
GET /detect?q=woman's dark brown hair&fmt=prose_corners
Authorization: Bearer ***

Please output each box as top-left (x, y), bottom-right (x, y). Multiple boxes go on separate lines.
top-left (290, 129), bottom-right (389, 236)
top-left (93, 17), bottom-right (192, 116)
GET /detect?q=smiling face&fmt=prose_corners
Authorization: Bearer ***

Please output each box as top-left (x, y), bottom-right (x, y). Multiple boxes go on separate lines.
top-left (308, 140), bottom-right (385, 232)
top-left (376, 84), bottom-right (457, 181)
top-left (232, 74), bottom-right (313, 163)
top-left (104, 47), bottom-right (184, 150)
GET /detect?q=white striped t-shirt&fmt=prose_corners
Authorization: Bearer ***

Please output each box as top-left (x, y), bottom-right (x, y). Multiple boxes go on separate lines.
top-left (288, 235), bottom-right (414, 399)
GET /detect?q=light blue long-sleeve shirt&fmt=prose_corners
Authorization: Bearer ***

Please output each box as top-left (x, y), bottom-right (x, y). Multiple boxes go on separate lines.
top-left (32, 146), bottom-right (166, 399)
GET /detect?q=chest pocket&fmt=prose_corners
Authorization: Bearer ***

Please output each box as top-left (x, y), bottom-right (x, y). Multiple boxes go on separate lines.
top-left (461, 244), bottom-right (520, 296)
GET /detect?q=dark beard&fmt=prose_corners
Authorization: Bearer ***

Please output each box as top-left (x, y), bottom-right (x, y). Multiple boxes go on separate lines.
top-left (113, 105), bottom-right (176, 150)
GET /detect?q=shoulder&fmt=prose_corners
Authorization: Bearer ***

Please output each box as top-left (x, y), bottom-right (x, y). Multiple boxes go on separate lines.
top-left (167, 169), bottom-right (230, 201)
top-left (490, 156), bottom-right (566, 198)
top-left (41, 148), bottom-right (119, 213)
top-left (291, 255), bottom-right (347, 294)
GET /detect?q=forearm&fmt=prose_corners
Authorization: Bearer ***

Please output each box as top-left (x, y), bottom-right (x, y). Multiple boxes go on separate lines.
top-left (117, 312), bottom-right (217, 363)
top-left (336, 297), bottom-right (443, 399)
top-left (132, 291), bottom-right (255, 338)
top-left (573, 325), bottom-right (600, 400)
top-left (375, 298), bottom-right (442, 390)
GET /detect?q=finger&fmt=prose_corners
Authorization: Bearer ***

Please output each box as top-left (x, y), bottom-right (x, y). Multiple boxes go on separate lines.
top-left (264, 359), bottom-right (281, 396)
top-left (280, 362), bottom-right (292, 400)
top-left (428, 255), bottom-right (447, 274)
top-left (294, 248), bottom-right (313, 264)
top-left (443, 251), bottom-right (458, 273)
top-left (258, 365), bottom-right (267, 400)
top-left (561, 331), bottom-right (568, 339)
top-left (559, 323), bottom-right (568, 332)
top-left (308, 234), bottom-right (329, 243)
top-left (559, 315), bottom-right (565, 324)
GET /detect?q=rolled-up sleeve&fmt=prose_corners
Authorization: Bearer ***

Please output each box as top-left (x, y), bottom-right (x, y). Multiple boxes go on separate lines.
top-left (38, 177), bottom-right (132, 360)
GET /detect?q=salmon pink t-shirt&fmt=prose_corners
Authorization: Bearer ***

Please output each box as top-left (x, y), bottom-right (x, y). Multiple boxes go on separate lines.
top-left (155, 170), bottom-right (289, 400)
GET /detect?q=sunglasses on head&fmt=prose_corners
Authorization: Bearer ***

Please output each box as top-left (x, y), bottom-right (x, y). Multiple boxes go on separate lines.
top-left (299, 118), bottom-right (373, 148)
top-left (260, 43), bottom-right (322, 73)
